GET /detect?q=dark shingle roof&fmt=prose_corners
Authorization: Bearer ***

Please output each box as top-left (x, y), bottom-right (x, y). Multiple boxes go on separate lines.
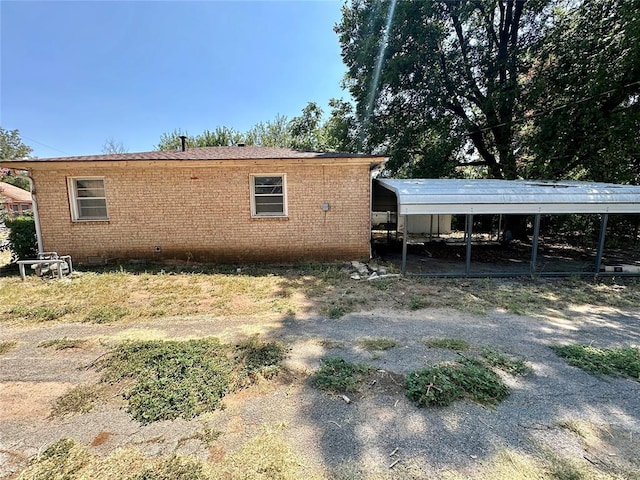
top-left (1, 146), bottom-right (383, 163)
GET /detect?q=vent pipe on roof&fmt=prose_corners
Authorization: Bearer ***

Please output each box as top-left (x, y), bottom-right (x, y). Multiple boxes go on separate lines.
top-left (237, 143), bottom-right (246, 147)
top-left (179, 135), bottom-right (187, 152)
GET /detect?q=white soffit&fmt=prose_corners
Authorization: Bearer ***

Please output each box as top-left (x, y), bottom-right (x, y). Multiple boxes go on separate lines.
top-left (376, 179), bottom-right (640, 215)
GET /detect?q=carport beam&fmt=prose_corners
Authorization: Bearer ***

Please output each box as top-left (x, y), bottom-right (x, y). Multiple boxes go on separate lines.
top-left (401, 214), bottom-right (408, 275)
top-left (594, 213), bottom-right (608, 275)
top-left (530, 214), bottom-right (541, 277)
top-left (465, 214), bottom-right (473, 276)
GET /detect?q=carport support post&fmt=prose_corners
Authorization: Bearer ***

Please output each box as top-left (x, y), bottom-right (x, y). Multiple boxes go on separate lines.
top-left (401, 214), bottom-right (408, 275)
top-left (465, 214), bottom-right (473, 276)
top-left (594, 213), bottom-right (608, 275)
top-left (530, 214), bottom-right (541, 277)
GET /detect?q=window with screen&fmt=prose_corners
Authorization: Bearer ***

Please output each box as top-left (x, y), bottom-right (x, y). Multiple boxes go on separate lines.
top-left (68, 177), bottom-right (108, 221)
top-left (250, 174), bottom-right (287, 217)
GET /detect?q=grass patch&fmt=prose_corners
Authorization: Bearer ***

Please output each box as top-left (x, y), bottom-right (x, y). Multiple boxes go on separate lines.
top-left (317, 339), bottom-right (345, 349)
top-left (19, 429), bottom-right (311, 480)
top-left (50, 384), bottom-right (103, 417)
top-left (2, 264), bottom-right (639, 327)
top-left (234, 336), bottom-right (288, 387)
top-left (481, 347), bottom-right (532, 376)
top-left (358, 337), bottom-right (398, 351)
top-left (552, 344), bottom-right (640, 380)
top-left (409, 296), bottom-right (427, 310)
top-left (406, 358), bottom-right (509, 407)
top-left (310, 357), bottom-right (373, 393)
top-left (96, 337), bottom-right (287, 424)
top-left (83, 305), bottom-right (130, 323)
top-left (325, 304), bottom-right (349, 319)
top-left (424, 337), bottom-right (470, 351)
top-left (7, 305), bottom-right (75, 322)
top-left (0, 340), bottom-right (17, 355)
top-left (39, 337), bottom-right (88, 350)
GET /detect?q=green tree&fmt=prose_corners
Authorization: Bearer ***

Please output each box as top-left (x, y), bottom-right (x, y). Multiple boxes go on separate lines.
top-left (0, 127), bottom-right (32, 190)
top-left (336, 0), bottom-right (552, 179)
top-left (154, 101), bottom-right (362, 154)
top-left (290, 102), bottom-right (325, 150)
top-left (525, 0), bottom-right (640, 184)
top-left (155, 127), bottom-right (244, 150)
top-left (322, 98), bottom-right (360, 153)
top-left (245, 115), bottom-right (292, 147)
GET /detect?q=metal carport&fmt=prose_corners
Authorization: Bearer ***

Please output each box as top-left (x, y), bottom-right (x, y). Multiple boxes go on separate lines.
top-left (375, 179), bottom-right (640, 277)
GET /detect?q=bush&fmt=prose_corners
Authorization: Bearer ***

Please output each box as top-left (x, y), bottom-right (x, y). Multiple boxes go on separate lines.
top-left (4, 214), bottom-right (37, 261)
top-left (310, 357), bottom-right (373, 393)
top-left (406, 358), bottom-right (509, 407)
top-left (552, 344), bottom-right (640, 380)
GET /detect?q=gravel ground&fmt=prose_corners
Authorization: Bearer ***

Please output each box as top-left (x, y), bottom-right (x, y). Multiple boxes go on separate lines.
top-left (1, 305), bottom-right (639, 478)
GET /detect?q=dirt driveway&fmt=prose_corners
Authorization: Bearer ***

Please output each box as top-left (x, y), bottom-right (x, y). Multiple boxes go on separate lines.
top-left (1, 303), bottom-right (639, 479)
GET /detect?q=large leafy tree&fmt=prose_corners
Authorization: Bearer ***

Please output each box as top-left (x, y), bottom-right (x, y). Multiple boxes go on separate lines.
top-left (337, 0), bottom-right (640, 183)
top-left (337, 0), bottom-right (551, 179)
top-left (0, 127), bottom-right (32, 160)
top-left (0, 127), bottom-right (32, 190)
top-left (525, 0), bottom-right (640, 183)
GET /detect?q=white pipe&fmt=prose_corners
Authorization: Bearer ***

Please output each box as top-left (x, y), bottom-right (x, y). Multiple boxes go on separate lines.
top-left (26, 172), bottom-right (43, 254)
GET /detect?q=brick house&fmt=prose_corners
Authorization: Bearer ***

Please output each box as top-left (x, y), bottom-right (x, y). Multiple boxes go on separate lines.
top-left (0, 181), bottom-right (33, 217)
top-left (0, 146), bottom-right (384, 264)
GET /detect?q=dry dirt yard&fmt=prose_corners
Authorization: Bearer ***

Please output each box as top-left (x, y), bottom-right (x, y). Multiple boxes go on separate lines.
top-left (0, 261), bottom-right (639, 479)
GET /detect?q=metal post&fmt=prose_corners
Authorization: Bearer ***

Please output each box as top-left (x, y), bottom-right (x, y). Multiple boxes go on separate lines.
top-left (594, 213), bottom-right (608, 275)
top-left (530, 214), bottom-right (541, 278)
top-left (465, 214), bottom-right (473, 276)
top-left (401, 214), bottom-right (408, 275)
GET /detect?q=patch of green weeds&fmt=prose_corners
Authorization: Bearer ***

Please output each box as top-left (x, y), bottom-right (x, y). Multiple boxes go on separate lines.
top-left (198, 423), bottom-right (223, 446)
top-left (409, 296), bottom-right (427, 310)
top-left (481, 347), bottom-right (532, 376)
top-left (8, 305), bottom-right (74, 322)
top-left (39, 337), bottom-right (87, 350)
top-left (371, 279), bottom-right (395, 291)
top-left (0, 341), bottom-right (17, 355)
top-left (310, 357), bottom-right (373, 393)
top-left (406, 358), bottom-right (509, 407)
top-left (358, 337), bottom-right (398, 351)
top-left (84, 305), bottom-right (130, 324)
top-left (424, 337), bottom-right (470, 351)
top-left (552, 344), bottom-right (640, 380)
top-left (50, 384), bottom-right (102, 417)
top-left (318, 339), bottom-right (345, 349)
top-left (96, 337), bottom-right (287, 424)
top-left (98, 338), bottom-right (234, 424)
top-left (325, 303), bottom-right (348, 319)
top-left (234, 336), bottom-right (288, 387)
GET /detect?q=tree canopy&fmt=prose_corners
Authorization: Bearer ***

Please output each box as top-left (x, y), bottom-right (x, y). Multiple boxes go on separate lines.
top-left (336, 0), bottom-right (640, 183)
top-left (155, 101), bottom-right (356, 153)
top-left (0, 127), bottom-right (32, 191)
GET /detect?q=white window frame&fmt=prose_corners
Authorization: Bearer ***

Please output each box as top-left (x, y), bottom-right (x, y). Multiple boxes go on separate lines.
top-left (68, 177), bottom-right (109, 221)
top-left (250, 174), bottom-right (288, 218)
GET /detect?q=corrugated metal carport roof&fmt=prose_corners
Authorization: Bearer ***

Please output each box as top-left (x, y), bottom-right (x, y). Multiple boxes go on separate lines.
top-left (376, 179), bottom-right (640, 215)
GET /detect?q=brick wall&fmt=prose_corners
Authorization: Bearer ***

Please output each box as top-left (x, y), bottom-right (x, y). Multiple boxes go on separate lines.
top-left (31, 162), bottom-right (372, 264)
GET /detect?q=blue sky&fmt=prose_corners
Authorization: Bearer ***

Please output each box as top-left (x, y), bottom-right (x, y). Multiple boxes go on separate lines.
top-left (0, 1), bottom-right (348, 158)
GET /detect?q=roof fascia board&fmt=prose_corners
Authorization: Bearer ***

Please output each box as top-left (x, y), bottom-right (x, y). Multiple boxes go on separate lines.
top-left (0, 157), bottom-right (379, 170)
top-left (401, 203), bottom-right (640, 215)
